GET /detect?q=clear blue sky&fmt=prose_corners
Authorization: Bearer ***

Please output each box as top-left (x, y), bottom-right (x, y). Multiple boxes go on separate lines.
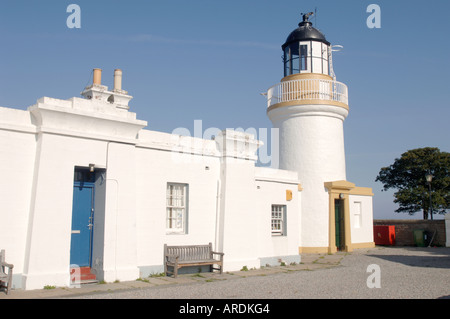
top-left (1, 0), bottom-right (449, 219)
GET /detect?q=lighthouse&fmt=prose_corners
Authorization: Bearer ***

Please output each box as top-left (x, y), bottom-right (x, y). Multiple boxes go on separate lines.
top-left (266, 13), bottom-right (356, 253)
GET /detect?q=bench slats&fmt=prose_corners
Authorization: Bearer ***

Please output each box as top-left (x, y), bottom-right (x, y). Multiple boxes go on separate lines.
top-left (167, 247), bottom-right (210, 261)
top-left (164, 243), bottom-right (224, 278)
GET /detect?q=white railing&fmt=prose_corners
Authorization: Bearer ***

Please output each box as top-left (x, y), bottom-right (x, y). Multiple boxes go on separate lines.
top-left (266, 78), bottom-right (348, 108)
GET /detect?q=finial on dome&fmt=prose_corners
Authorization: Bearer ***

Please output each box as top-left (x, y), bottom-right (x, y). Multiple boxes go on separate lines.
top-left (301, 12), bottom-right (314, 23)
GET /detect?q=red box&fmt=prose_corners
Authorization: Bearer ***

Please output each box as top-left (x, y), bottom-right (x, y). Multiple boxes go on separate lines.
top-left (374, 225), bottom-right (396, 245)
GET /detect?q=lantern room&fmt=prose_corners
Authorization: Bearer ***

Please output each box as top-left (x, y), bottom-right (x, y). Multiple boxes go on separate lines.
top-left (282, 12), bottom-right (331, 77)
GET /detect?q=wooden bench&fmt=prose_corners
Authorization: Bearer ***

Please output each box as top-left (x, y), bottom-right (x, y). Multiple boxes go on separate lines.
top-left (164, 243), bottom-right (224, 278)
top-left (0, 250), bottom-right (14, 295)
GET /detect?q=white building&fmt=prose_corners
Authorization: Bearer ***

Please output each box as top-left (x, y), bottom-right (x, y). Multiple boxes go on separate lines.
top-left (0, 14), bottom-right (374, 291)
top-left (267, 13), bottom-right (375, 253)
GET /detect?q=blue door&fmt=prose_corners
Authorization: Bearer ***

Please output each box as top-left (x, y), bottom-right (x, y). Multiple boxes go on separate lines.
top-left (70, 182), bottom-right (94, 267)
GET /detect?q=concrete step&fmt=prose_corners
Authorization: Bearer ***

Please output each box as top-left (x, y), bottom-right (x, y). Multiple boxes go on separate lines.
top-left (71, 266), bottom-right (97, 283)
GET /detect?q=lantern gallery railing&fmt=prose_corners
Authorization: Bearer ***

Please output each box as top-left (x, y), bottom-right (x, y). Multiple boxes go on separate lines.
top-left (266, 78), bottom-right (348, 108)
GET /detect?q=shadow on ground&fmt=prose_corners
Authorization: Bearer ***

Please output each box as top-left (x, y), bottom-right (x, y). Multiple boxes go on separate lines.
top-left (367, 247), bottom-right (450, 269)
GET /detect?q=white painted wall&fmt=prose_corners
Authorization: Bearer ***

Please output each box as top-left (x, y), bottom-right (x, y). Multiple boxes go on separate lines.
top-left (22, 133), bottom-right (108, 289)
top-left (215, 130), bottom-right (261, 270)
top-left (0, 96), bottom-right (147, 290)
top-left (0, 94), bottom-right (307, 289)
top-left (101, 142), bottom-right (140, 282)
top-left (21, 96), bottom-right (146, 289)
top-left (135, 133), bottom-right (221, 276)
top-left (0, 66), bottom-right (372, 290)
top-left (349, 194), bottom-right (374, 244)
top-left (268, 103), bottom-right (348, 249)
top-left (0, 107), bottom-right (36, 289)
top-left (254, 167), bottom-right (300, 264)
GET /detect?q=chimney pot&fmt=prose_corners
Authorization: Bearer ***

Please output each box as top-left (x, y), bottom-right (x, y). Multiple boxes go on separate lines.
top-left (114, 69), bottom-right (123, 91)
top-left (93, 68), bottom-right (102, 85)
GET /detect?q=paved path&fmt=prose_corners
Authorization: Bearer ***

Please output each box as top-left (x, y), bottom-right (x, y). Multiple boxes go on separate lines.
top-left (2, 247), bottom-right (449, 299)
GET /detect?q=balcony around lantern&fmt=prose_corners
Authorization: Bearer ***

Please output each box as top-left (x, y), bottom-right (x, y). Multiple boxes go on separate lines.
top-left (266, 78), bottom-right (349, 111)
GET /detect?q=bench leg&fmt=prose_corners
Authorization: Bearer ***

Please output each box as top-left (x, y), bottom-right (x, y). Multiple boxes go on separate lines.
top-left (7, 272), bottom-right (12, 295)
top-left (220, 256), bottom-right (224, 274)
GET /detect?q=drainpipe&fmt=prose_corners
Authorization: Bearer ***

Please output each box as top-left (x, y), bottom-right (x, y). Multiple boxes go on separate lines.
top-left (215, 179), bottom-right (222, 252)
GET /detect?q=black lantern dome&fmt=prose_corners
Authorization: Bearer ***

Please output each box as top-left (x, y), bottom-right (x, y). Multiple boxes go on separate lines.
top-left (282, 13), bottom-right (330, 50)
top-left (282, 12), bottom-right (331, 77)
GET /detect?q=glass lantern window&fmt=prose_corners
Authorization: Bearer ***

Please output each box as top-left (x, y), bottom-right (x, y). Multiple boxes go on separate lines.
top-left (300, 44), bottom-right (308, 71)
top-left (284, 47), bottom-right (290, 76)
top-left (291, 43), bottom-right (300, 74)
top-left (284, 42), bottom-right (310, 76)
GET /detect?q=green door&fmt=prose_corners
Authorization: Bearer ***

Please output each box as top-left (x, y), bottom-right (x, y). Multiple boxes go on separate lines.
top-left (335, 200), bottom-right (345, 251)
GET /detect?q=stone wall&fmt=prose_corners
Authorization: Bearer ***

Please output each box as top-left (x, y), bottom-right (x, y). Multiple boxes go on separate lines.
top-left (373, 220), bottom-right (446, 247)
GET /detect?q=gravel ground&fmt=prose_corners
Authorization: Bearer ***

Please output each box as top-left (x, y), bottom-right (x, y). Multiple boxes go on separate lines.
top-left (71, 247), bottom-right (450, 300)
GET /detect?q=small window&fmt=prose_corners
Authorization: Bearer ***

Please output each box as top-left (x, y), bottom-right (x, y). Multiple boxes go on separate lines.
top-left (166, 183), bottom-right (188, 234)
top-left (271, 205), bottom-right (286, 236)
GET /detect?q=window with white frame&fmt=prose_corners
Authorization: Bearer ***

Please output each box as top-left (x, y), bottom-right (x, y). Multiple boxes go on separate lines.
top-left (271, 205), bottom-right (286, 236)
top-left (166, 183), bottom-right (188, 234)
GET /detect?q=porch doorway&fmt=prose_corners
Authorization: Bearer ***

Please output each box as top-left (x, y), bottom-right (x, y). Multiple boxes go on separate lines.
top-left (70, 166), bottom-right (106, 283)
top-left (334, 199), bottom-right (345, 251)
top-left (70, 168), bottom-right (96, 267)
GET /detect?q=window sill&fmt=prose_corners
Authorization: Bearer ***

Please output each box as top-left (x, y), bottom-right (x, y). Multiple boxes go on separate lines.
top-left (166, 231), bottom-right (187, 235)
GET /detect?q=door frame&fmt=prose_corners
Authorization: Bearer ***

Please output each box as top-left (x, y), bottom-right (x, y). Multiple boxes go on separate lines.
top-left (325, 181), bottom-right (354, 253)
top-left (70, 168), bottom-right (96, 268)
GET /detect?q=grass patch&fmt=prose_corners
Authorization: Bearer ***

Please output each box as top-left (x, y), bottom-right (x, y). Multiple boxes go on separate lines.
top-left (136, 277), bottom-right (150, 283)
top-left (149, 272), bottom-right (166, 278)
top-left (43, 285), bottom-right (56, 290)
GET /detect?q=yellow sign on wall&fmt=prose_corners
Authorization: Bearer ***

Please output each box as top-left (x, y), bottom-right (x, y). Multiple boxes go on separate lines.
top-left (286, 190), bottom-right (293, 201)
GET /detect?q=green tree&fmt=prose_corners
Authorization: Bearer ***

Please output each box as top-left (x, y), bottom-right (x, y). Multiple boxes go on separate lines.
top-left (375, 147), bottom-right (450, 219)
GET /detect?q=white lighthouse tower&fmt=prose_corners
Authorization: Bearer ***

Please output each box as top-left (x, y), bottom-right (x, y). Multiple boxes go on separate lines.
top-left (267, 13), bottom-right (359, 253)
